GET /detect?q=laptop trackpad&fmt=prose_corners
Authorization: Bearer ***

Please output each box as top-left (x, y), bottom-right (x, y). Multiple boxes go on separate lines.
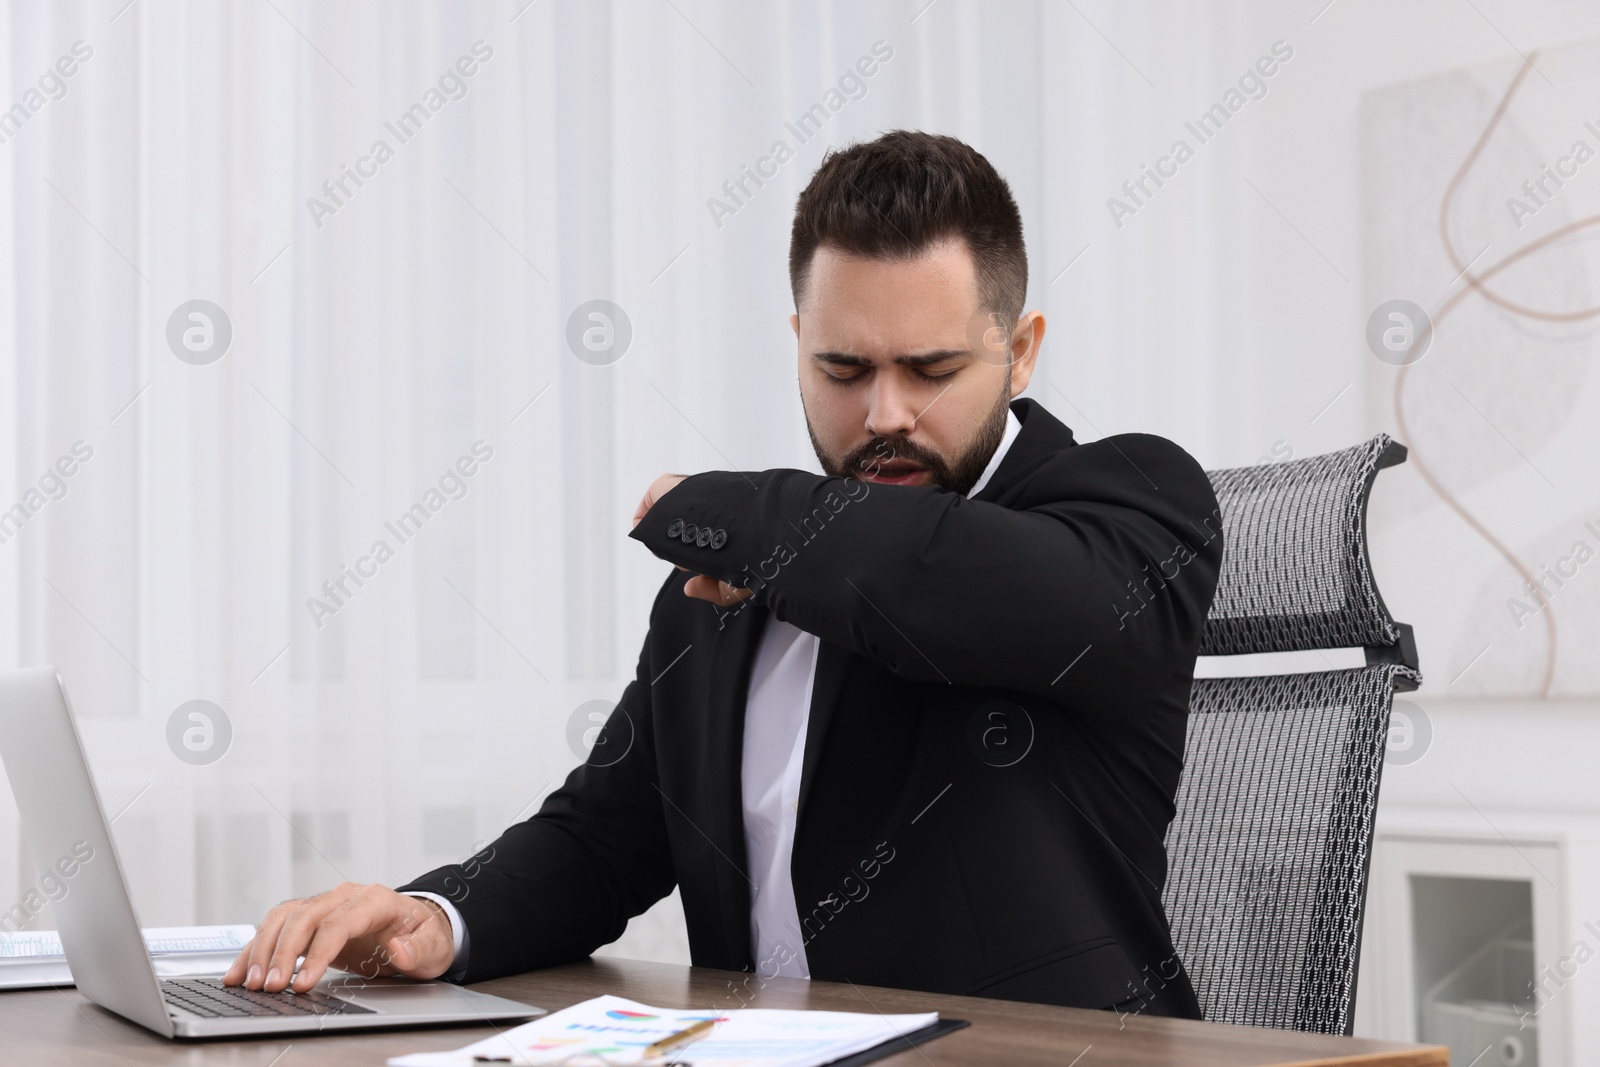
top-left (315, 975), bottom-right (494, 1012)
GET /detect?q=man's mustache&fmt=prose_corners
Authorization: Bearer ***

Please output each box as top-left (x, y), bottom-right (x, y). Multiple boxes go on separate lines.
top-left (844, 437), bottom-right (946, 475)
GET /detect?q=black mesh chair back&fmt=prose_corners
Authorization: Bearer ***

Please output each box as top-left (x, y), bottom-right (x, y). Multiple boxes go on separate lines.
top-left (1162, 435), bottom-right (1421, 1035)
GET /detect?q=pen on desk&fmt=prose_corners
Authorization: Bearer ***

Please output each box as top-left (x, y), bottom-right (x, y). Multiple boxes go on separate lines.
top-left (643, 1015), bottom-right (719, 1058)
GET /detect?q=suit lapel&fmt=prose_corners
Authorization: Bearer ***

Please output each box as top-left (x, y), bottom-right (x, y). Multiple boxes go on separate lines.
top-left (970, 397), bottom-right (1075, 504)
top-left (796, 637), bottom-right (851, 820)
top-left (702, 597), bottom-right (769, 968)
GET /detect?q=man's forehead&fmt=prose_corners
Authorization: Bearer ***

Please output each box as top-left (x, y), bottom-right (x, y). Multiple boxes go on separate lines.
top-left (800, 240), bottom-right (977, 353)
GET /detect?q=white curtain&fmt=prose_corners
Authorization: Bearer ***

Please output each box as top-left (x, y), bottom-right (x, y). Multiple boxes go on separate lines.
top-left (1, 0), bottom-right (1383, 960)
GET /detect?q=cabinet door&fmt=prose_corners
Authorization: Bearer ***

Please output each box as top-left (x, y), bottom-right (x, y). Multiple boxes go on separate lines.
top-left (1359, 835), bottom-right (1565, 1067)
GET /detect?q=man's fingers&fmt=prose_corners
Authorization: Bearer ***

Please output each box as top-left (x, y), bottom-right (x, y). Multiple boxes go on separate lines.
top-left (293, 889), bottom-right (447, 991)
top-left (261, 884), bottom-right (359, 992)
top-left (632, 489), bottom-right (659, 529)
top-left (223, 942), bottom-right (250, 984)
top-left (291, 892), bottom-right (391, 991)
top-left (682, 574), bottom-right (753, 606)
top-left (288, 912), bottom-right (360, 992)
top-left (233, 897), bottom-right (311, 989)
top-left (634, 473), bottom-right (690, 529)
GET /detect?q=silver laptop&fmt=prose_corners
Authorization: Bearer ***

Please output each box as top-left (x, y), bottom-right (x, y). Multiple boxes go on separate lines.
top-left (0, 666), bottom-right (546, 1038)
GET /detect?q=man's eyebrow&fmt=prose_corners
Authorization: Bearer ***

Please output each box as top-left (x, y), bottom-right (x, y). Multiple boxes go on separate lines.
top-left (811, 349), bottom-right (970, 368)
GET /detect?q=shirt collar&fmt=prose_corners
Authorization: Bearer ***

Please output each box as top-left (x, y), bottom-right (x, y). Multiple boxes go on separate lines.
top-left (964, 405), bottom-right (1023, 499)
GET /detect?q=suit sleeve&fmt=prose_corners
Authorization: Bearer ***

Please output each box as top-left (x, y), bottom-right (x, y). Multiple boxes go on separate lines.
top-left (393, 576), bottom-right (679, 983)
top-left (628, 435), bottom-right (1222, 700)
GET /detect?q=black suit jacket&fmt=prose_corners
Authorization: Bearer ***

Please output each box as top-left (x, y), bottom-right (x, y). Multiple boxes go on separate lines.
top-left (399, 397), bottom-right (1222, 1019)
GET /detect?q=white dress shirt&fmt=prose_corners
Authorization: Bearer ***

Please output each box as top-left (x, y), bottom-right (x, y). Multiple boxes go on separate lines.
top-left (414, 406), bottom-right (1024, 980)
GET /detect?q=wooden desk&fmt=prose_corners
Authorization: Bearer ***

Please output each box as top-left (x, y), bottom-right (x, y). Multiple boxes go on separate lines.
top-left (3, 956), bottom-right (1446, 1066)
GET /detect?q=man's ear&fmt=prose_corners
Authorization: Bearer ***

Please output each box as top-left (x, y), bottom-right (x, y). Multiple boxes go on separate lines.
top-left (1009, 311), bottom-right (1045, 397)
top-left (790, 313), bottom-right (800, 338)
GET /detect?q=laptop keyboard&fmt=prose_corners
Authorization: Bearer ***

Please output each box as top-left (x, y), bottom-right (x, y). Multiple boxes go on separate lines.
top-left (162, 976), bottom-right (376, 1018)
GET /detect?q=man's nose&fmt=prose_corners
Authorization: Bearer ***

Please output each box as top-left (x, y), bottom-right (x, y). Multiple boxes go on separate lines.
top-left (865, 377), bottom-right (920, 439)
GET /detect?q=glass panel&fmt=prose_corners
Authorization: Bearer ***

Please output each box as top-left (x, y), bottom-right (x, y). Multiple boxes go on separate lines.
top-left (1411, 875), bottom-right (1537, 1067)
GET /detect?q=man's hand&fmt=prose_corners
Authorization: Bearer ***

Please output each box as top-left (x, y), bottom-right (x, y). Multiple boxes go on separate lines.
top-left (221, 882), bottom-right (455, 993)
top-left (631, 473), bottom-right (689, 529)
top-left (682, 573), bottom-right (754, 607)
top-left (633, 472), bottom-right (756, 608)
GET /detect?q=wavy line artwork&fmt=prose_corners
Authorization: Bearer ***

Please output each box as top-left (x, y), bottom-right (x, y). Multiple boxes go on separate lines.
top-left (1392, 49), bottom-right (1600, 698)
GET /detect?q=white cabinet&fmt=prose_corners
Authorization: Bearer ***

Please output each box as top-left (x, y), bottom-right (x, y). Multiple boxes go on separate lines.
top-left (1363, 831), bottom-right (1574, 1067)
top-left (1350, 698), bottom-right (1600, 1067)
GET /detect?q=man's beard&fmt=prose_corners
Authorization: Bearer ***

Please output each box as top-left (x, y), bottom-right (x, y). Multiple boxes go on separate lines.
top-left (804, 378), bottom-right (1012, 496)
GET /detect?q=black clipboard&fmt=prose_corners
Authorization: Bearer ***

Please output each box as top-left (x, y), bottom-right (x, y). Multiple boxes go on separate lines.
top-left (655, 1016), bottom-right (971, 1067)
top-left (814, 1017), bottom-right (971, 1067)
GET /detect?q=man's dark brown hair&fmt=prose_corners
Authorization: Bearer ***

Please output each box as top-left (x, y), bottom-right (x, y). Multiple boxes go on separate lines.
top-left (788, 129), bottom-right (1028, 327)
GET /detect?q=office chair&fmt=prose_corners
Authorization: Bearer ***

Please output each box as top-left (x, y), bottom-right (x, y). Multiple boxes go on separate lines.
top-left (1161, 434), bottom-right (1421, 1035)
